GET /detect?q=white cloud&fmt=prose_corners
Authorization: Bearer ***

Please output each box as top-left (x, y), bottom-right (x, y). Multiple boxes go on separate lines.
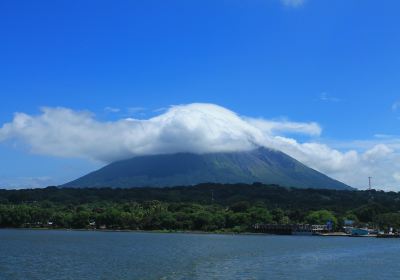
top-left (0, 176), bottom-right (56, 189)
top-left (281, 0), bottom-right (306, 8)
top-left (362, 144), bottom-right (393, 161)
top-left (153, 107), bottom-right (168, 113)
top-left (127, 107), bottom-right (146, 115)
top-left (320, 92), bottom-right (340, 103)
top-left (104, 107), bottom-right (120, 113)
top-left (0, 103), bottom-right (399, 190)
top-left (247, 118), bottom-right (321, 136)
top-left (272, 138), bottom-right (398, 190)
top-left (0, 104), bottom-right (263, 162)
top-left (393, 172), bottom-right (400, 183)
top-left (374, 134), bottom-right (396, 139)
top-left (392, 101), bottom-right (400, 112)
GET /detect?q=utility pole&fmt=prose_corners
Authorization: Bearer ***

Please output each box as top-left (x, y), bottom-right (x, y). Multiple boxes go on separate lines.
top-left (368, 177), bottom-right (374, 203)
top-left (368, 177), bottom-right (372, 191)
top-left (211, 189), bottom-right (215, 202)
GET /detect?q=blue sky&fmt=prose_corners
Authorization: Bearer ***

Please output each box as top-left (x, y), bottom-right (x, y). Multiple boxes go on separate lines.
top-left (1, 0), bottom-right (400, 189)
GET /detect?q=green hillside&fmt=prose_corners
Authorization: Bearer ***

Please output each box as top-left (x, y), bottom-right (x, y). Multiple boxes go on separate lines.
top-left (62, 147), bottom-right (351, 190)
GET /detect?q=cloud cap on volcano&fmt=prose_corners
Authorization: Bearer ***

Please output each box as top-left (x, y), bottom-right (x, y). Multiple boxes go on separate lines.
top-left (1, 103), bottom-right (399, 189)
top-left (0, 103), bottom-right (278, 162)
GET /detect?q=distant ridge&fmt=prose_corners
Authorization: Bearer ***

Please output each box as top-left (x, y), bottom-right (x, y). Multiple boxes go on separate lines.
top-left (62, 147), bottom-right (352, 190)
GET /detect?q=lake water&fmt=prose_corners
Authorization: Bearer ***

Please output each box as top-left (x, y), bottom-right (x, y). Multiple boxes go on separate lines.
top-left (1, 229), bottom-right (400, 280)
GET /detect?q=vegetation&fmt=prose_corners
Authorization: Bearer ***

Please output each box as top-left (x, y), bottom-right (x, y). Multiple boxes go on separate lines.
top-left (0, 183), bottom-right (399, 232)
top-left (63, 148), bottom-right (351, 190)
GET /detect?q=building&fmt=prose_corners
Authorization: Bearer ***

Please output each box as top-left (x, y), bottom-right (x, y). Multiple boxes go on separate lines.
top-left (351, 228), bottom-right (370, 236)
top-left (254, 224), bottom-right (330, 235)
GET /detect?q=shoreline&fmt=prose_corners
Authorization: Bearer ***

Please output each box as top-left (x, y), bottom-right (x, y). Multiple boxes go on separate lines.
top-left (0, 227), bottom-right (266, 236)
top-left (2, 228), bottom-right (396, 238)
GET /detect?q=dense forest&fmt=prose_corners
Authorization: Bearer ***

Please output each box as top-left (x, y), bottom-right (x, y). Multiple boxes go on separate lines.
top-left (1, 183), bottom-right (400, 232)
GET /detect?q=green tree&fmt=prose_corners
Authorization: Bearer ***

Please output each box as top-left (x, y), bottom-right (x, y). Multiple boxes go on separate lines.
top-left (305, 210), bottom-right (337, 226)
top-left (247, 207), bottom-right (273, 225)
top-left (191, 211), bottom-right (213, 231)
top-left (225, 212), bottom-right (249, 228)
top-left (53, 212), bottom-right (73, 228)
top-left (271, 208), bottom-right (289, 224)
top-left (72, 211), bottom-right (91, 228)
top-left (373, 213), bottom-right (400, 231)
top-left (230, 201), bottom-right (250, 212)
top-left (353, 203), bottom-right (388, 223)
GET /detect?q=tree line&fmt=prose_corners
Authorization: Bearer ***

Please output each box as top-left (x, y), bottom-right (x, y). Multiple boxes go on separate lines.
top-left (0, 183), bottom-right (400, 232)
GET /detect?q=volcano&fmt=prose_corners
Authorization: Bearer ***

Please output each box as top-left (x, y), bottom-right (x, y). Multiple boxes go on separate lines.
top-left (62, 147), bottom-right (351, 190)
